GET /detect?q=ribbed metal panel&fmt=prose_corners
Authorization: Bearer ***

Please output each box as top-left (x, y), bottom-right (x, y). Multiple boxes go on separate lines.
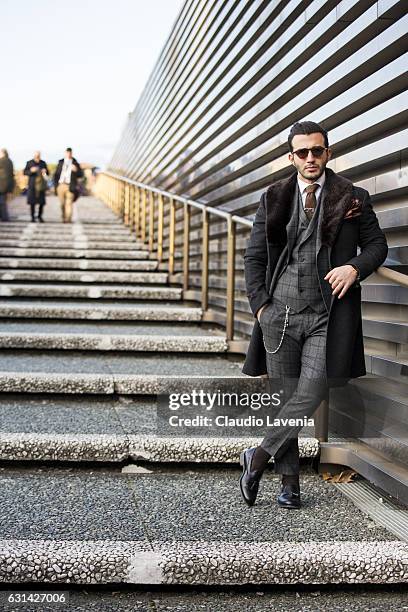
top-left (108, 1), bottom-right (408, 476)
top-left (110, 0), bottom-right (407, 208)
top-left (335, 480), bottom-right (408, 541)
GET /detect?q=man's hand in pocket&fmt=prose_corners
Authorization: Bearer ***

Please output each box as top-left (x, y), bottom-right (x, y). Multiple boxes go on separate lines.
top-left (256, 303), bottom-right (269, 323)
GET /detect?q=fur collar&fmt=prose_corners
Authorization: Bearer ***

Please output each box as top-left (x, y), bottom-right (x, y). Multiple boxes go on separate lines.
top-left (265, 166), bottom-right (354, 247)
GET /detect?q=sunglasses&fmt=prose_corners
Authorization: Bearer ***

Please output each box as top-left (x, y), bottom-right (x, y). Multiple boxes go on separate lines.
top-left (292, 146), bottom-right (328, 159)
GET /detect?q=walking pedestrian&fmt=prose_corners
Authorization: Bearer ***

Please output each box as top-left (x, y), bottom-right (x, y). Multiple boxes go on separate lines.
top-left (0, 148), bottom-right (15, 222)
top-left (54, 148), bottom-right (83, 223)
top-left (24, 151), bottom-right (49, 222)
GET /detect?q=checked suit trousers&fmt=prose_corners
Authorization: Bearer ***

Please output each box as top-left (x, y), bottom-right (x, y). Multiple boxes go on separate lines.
top-left (258, 184), bottom-right (329, 474)
top-left (258, 301), bottom-right (328, 474)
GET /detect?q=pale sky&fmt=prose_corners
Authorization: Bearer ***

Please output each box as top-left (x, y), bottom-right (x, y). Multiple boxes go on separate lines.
top-left (1, 0), bottom-right (183, 169)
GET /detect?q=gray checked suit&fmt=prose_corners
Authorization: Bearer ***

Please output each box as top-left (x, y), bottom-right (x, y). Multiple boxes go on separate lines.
top-left (258, 180), bottom-right (330, 474)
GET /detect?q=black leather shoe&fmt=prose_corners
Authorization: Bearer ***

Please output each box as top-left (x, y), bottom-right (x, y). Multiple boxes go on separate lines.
top-left (239, 447), bottom-right (264, 506)
top-left (277, 484), bottom-right (301, 509)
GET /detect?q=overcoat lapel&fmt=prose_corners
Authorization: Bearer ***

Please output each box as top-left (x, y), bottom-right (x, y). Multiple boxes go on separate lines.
top-left (285, 186), bottom-right (298, 261)
top-left (316, 182), bottom-right (328, 257)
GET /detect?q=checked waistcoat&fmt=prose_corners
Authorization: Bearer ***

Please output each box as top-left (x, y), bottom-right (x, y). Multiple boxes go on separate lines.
top-left (272, 183), bottom-right (329, 314)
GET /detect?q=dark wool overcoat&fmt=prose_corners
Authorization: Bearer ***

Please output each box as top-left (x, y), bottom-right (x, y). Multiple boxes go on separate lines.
top-left (242, 167), bottom-right (388, 388)
top-left (0, 157), bottom-right (15, 194)
top-left (23, 159), bottom-right (49, 206)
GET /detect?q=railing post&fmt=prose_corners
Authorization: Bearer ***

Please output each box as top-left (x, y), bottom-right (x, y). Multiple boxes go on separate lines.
top-left (129, 185), bottom-right (135, 232)
top-left (168, 198), bottom-right (175, 275)
top-left (116, 179), bottom-right (120, 215)
top-left (314, 395), bottom-right (329, 443)
top-left (201, 208), bottom-right (209, 311)
top-left (111, 177), bottom-right (114, 210)
top-left (134, 186), bottom-right (140, 236)
top-left (141, 189), bottom-right (147, 243)
top-left (124, 183), bottom-right (129, 225)
top-left (158, 193), bottom-right (164, 262)
top-left (226, 215), bottom-right (236, 341)
top-left (149, 190), bottom-right (155, 252)
top-left (183, 202), bottom-right (190, 292)
top-left (121, 181), bottom-right (126, 219)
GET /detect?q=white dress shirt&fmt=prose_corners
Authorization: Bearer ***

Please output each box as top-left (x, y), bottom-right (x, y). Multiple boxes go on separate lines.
top-left (297, 170), bottom-right (326, 210)
top-left (59, 159), bottom-right (73, 184)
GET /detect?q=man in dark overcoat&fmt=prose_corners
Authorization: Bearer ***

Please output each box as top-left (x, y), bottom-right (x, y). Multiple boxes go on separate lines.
top-left (0, 148), bottom-right (15, 222)
top-left (24, 151), bottom-right (49, 222)
top-left (239, 121), bottom-right (388, 509)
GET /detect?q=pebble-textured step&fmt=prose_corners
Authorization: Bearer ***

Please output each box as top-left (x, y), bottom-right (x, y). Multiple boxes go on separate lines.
top-left (0, 351), bottom-right (245, 393)
top-left (0, 226), bottom-right (141, 234)
top-left (0, 433), bottom-right (318, 463)
top-left (0, 396), bottom-right (318, 462)
top-left (0, 466), bottom-right (404, 585)
top-left (0, 258), bottom-right (158, 271)
top-left (0, 269), bottom-right (168, 284)
top-left (0, 284), bottom-right (182, 300)
top-left (128, 434), bottom-right (319, 463)
top-left (0, 240), bottom-right (147, 250)
top-left (0, 221), bottom-right (133, 230)
top-left (0, 229), bottom-right (147, 242)
top-left (1, 539), bottom-right (407, 585)
top-left (0, 321), bottom-right (227, 352)
top-left (0, 300), bottom-right (202, 321)
top-left (0, 248), bottom-right (151, 259)
top-left (2, 194), bottom-right (405, 588)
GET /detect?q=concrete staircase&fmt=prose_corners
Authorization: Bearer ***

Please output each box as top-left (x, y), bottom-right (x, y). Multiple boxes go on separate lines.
top-left (0, 195), bottom-right (406, 587)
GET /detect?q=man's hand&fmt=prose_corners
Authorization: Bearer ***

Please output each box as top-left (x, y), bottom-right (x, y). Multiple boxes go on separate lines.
top-left (71, 165), bottom-right (78, 173)
top-left (324, 265), bottom-right (358, 299)
top-left (256, 303), bottom-right (268, 322)
top-left (30, 166), bottom-right (39, 173)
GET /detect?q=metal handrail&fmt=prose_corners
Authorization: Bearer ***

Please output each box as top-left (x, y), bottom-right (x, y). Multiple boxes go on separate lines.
top-left (101, 171), bottom-right (253, 228)
top-left (376, 265), bottom-right (408, 287)
top-left (97, 170), bottom-right (408, 330)
top-left (96, 170), bottom-right (407, 443)
top-left (96, 171), bottom-right (252, 341)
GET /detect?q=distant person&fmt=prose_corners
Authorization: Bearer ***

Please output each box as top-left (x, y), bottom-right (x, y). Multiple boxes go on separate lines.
top-left (0, 148), bottom-right (15, 222)
top-left (54, 148), bottom-right (83, 223)
top-left (24, 151), bottom-right (49, 223)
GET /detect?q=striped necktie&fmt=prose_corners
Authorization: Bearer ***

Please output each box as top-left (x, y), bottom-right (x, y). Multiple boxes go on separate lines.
top-left (304, 183), bottom-right (319, 221)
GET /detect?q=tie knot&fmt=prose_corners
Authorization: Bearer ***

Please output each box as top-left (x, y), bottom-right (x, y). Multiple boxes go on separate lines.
top-left (305, 183), bottom-right (319, 193)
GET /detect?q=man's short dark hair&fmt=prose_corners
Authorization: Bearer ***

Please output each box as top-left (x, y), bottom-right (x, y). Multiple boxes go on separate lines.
top-left (66, 147), bottom-right (72, 152)
top-left (288, 122), bottom-right (329, 152)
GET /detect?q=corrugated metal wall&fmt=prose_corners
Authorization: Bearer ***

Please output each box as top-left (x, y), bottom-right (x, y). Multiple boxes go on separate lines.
top-left (108, 0), bottom-right (408, 475)
top-left (109, 0), bottom-right (407, 330)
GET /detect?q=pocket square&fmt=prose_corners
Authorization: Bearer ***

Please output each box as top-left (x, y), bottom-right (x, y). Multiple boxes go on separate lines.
top-left (343, 197), bottom-right (362, 219)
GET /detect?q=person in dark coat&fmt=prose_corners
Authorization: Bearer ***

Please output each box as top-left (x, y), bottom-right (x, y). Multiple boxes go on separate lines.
top-left (0, 148), bottom-right (15, 222)
top-left (23, 151), bottom-right (49, 222)
top-left (53, 148), bottom-right (83, 223)
top-left (239, 121), bottom-right (388, 510)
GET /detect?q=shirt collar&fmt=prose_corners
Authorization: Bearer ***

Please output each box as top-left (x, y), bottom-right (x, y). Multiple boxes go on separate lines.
top-left (297, 170), bottom-right (326, 193)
